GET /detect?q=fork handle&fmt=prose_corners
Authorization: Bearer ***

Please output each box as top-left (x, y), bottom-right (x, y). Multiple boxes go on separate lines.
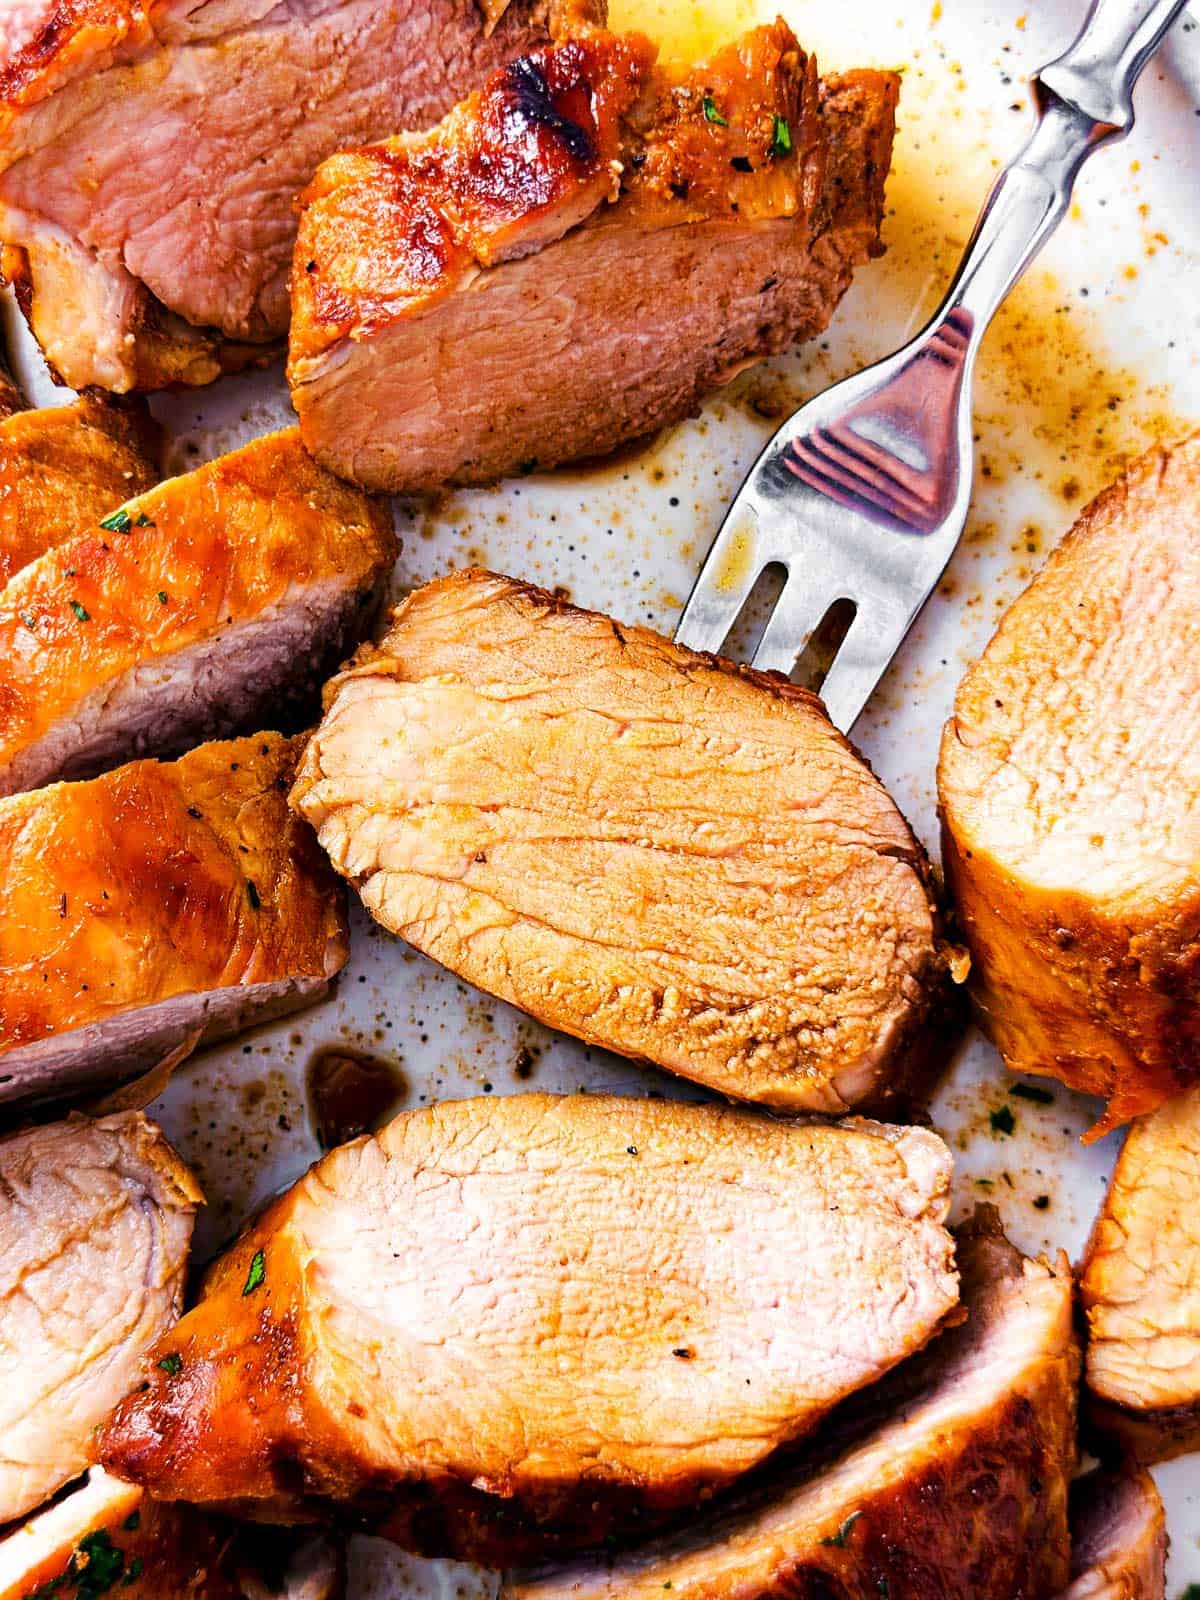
top-left (935, 0), bottom-right (1189, 342)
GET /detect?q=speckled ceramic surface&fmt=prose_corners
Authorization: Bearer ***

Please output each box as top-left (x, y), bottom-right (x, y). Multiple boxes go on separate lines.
top-left (13, 0), bottom-right (1200, 1589)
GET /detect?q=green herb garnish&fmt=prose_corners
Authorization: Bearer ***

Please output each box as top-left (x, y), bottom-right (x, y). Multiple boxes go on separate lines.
top-left (99, 509), bottom-right (131, 533)
top-left (769, 113), bottom-right (792, 157)
top-left (156, 591), bottom-right (168, 605)
top-left (246, 880), bottom-right (261, 911)
top-left (120, 1559), bottom-right (143, 1588)
top-left (70, 600), bottom-right (89, 623)
top-left (702, 95), bottom-right (727, 126)
top-left (67, 1529), bottom-right (125, 1596)
top-left (821, 1511), bottom-right (861, 1548)
top-left (156, 1353), bottom-right (182, 1377)
top-left (20, 613), bottom-right (36, 631)
top-left (242, 1249), bottom-right (266, 1296)
top-left (121, 1512), bottom-right (140, 1533)
top-left (990, 1105), bottom-right (1016, 1136)
top-left (1011, 1082), bottom-right (1053, 1104)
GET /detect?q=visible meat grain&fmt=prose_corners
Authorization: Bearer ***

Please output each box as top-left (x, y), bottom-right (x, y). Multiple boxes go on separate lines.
top-left (99, 1094), bottom-right (958, 1565)
top-left (939, 433), bottom-right (1200, 1133)
top-left (291, 570), bottom-right (954, 1114)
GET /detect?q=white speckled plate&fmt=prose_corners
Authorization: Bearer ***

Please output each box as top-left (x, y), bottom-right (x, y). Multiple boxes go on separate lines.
top-left (14, 0), bottom-right (1200, 1590)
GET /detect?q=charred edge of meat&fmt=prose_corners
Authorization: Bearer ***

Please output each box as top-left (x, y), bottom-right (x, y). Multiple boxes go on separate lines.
top-left (1084, 1390), bottom-right (1200, 1468)
top-left (503, 57), bottom-right (595, 164)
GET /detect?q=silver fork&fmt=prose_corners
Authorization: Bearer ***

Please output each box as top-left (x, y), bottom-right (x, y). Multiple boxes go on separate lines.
top-left (674, 0), bottom-right (1191, 732)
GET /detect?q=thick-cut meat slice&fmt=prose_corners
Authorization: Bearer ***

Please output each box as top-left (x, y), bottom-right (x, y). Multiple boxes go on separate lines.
top-left (1081, 1084), bottom-right (1200, 1461)
top-left (0, 1113), bottom-right (199, 1524)
top-left (99, 1094), bottom-right (958, 1564)
top-left (0, 733), bottom-right (348, 1110)
top-left (291, 570), bottom-right (955, 1114)
top-left (1056, 1471), bottom-right (1166, 1600)
top-left (506, 1207), bottom-right (1077, 1600)
top-left (0, 428), bottom-right (395, 797)
top-left (288, 26), bottom-right (897, 490)
top-left (0, 1469), bottom-right (342, 1599)
top-left (0, 389), bottom-right (158, 585)
top-left (0, 1470), bottom-right (238, 1600)
top-left (938, 434), bottom-right (1200, 1134)
top-left (0, 0), bottom-right (598, 392)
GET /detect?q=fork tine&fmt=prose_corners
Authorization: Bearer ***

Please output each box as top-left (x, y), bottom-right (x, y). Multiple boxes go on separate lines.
top-left (673, 506), bottom-right (768, 658)
top-left (815, 597), bottom-right (911, 732)
top-left (749, 570), bottom-right (846, 681)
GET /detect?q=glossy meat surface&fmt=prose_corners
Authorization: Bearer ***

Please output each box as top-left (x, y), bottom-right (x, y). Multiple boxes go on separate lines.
top-left (0, 0), bottom-right (597, 390)
top-left (291, 570), bottom-right (952, 1113)
top-left (0, 732), bottom-right (348, 1109)
top-left (0, 393), bottom-right (158, 584)
top-left (100, 1094), bottom-right (958, 1564)
top-left (0, 427), bottom-right (395, 796)
top-left (0, 1113), bottom-right (199, 1525)
top-left (289, 27), bottom-right (897, 490)
top-left (508, 1209), bottom-right (1077, 1600)
top-left (939, 433), bottom-right (1200, 1133)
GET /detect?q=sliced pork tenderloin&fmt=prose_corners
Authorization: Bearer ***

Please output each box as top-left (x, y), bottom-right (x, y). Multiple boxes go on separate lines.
top-left (0, 427), bottom-right (394, 797)
top-left (0, 0), bottom-right (600, 392)
top-left (0, 1113), bottom-right (199, 1525)
top-left (939, 433), bottom-right (1200, 1134)
top-left (506, 1207), bottom-right (1077, 1600)
top-left (291, 570), bottom-right (956, 1115)
top-left (1081, 1084), bottom-right (1200, 1462)
top-left (0, 390), bottom-right (159, 585)
top-left (1057, 1470), bottom-right (1166, 1600)
top-left (99, 1093), bottom-right (958, 1564)
top-left (288, 24), bottom-right (897, 490)
top-left (0, 1469), bottom-right (238, 1600)
top-left (0, 733), bottom-right (348, 1111)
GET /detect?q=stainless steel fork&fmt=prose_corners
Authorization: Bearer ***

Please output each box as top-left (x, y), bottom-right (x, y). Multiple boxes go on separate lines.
top-left (674, 0), bottom-right (1191, 731)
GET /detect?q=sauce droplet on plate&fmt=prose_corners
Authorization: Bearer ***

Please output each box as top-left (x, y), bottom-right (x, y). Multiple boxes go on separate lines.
top-left (305, 1048), bottom-right (407, 1149)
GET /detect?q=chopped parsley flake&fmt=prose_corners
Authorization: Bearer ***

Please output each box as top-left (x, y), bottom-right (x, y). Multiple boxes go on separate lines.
top-left (156, 591), bottom-right (168, 605)
top-left (769, 113), bottom-right (792, 157)
top-left (99, 509), bottom-right (131, 533)
top-left (246, 880), bottom-right (261, 911)
top-left (242, 1249), bottom-right (266, 1296)
top-left (821, 1511), bottom-right (861, 1548)
top-left (70, 600), bottom-right (89, 623)
top-left (990, 1105), bottom-right (1016, 1137)
top-left (121, 1513), bottom-right (140, 1533)
top-left (68, 1529), bottom-right (125, 1596)
top-left (157, 1352), bottom-right (182, 1377)
top-left (134, 514), bottom-right (154, 528)
top-left (121, 1558), bottom-right (143, 1587)
top-left (701, 95), bottom-right (727, 126)
top-left (20, 613), bottom-right (36, 631)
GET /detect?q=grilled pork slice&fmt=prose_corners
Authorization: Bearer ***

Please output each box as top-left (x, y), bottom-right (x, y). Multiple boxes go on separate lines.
top-left (0, 391), bottom-right (159, 585)
top-left (0, 1113), bottom-right (199, 1525)
top-left (0, 1470), bottom-right (237, 1600)
top-left (507, 1208), bottom-right (1077, 1600)
top-left (292, 570), bottom-right (952, 1114)
top-left (1081, 1084), bottom-right (1200, 1462)
top-left (0, 733), bottom-right (348, 1110)
top-left (0, 0), bottom-right (597, 393)
top-left (0, 428), bottom-right (395, 797)
top-left (1057, 1471), bottom-right (1166, 1600)
top-left (939, 434), bottom-right (1200, 1133)
top-left (100, 1094), bottom-right (958, 1564)
top-left (289, 26), bottom-right (897, 490)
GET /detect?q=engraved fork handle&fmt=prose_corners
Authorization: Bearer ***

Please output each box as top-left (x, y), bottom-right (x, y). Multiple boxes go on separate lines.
top-left (942, 0), bottom-right (1189, 344)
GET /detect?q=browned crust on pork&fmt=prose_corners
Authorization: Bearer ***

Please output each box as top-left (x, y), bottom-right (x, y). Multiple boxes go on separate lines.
top-left (0, 732), bottom-right (349, 1056)
top-left (289, 24), bottom-right (893, 369)
top-left (938, 433), bottom-right (1200, 1135)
